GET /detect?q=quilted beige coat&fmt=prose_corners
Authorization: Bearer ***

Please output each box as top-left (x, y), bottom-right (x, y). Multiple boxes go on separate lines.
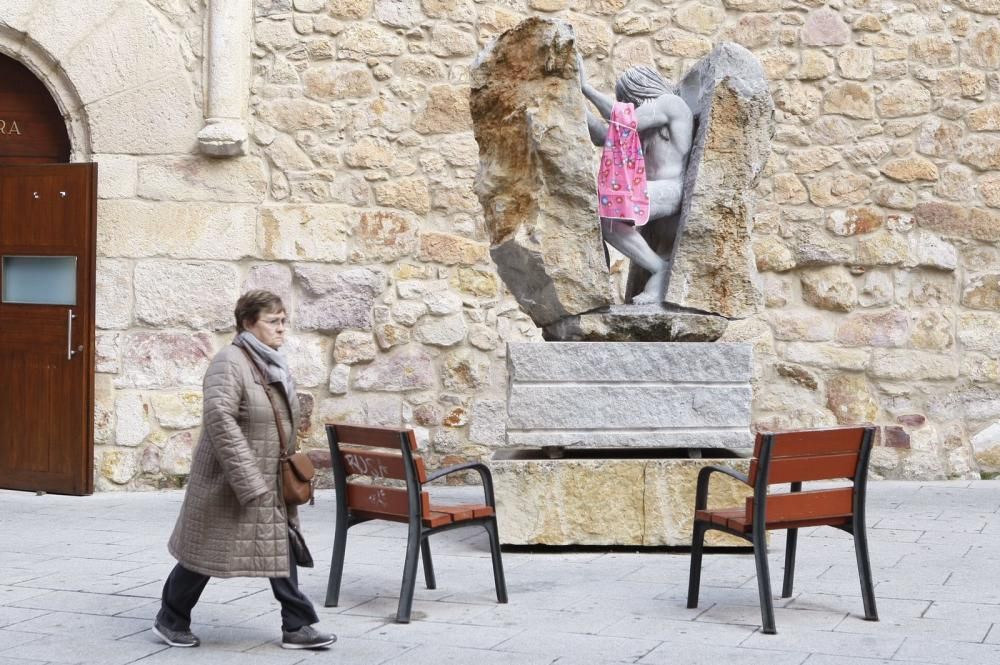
top-left (168, 340), bottom-right (301, 578)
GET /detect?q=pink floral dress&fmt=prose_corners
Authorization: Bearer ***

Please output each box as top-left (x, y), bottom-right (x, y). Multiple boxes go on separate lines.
top-left (597, 102), bottom-right (650, 227)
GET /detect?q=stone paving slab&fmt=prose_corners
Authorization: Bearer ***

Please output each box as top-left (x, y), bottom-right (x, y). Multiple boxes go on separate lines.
top-left (0, 481), bottom-right (999, 664)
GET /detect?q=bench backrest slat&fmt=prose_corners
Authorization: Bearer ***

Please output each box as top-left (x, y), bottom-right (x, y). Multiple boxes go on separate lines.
top-left (328, 423), bottom-right (430, 521)
top-left (339, 444), bottom-right (427, 483)
top-left (345, 481), bottom-right (430, 518)
top-left (750, 426), bottom-right (869, 485)
top-left (747, 486), bottom-right (854, 524)
top-left (333, 423), bottom-right (417, 451)
top-left (754, 427), bottom-right (867, 459)
top-left (749, 452), bottom-right (858, 485)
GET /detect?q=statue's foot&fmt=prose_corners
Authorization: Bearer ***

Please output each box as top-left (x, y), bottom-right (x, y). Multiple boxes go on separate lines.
top-left (632, 291), bottom-right (661, 305)
top-left (632, 268), bottom-right (669, 305)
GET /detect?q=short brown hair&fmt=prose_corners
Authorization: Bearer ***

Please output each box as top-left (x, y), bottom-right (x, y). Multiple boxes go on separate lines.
top-left (235, 290), bottom-right (285, 331)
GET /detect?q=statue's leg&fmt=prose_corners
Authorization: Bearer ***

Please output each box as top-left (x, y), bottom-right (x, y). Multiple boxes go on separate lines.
top-left (647, 178), bottom-right (684, 220)
top-left (601, 218), bottom-right (669, 304)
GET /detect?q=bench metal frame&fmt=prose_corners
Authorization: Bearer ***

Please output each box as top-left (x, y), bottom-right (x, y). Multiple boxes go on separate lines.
top-left (687, 426), bottom-right (878, 634)
top-left (324, 424), bottom-right (508, 623)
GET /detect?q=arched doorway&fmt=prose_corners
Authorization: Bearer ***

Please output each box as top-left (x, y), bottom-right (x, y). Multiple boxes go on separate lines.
top-left (0, 55), bottom-right (71, 164)
top-left (0, 53), bottom-right (96, 495)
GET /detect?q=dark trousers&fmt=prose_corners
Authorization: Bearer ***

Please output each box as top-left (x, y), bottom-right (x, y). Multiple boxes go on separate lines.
top-left (157, 553), bottom-right (319, 632)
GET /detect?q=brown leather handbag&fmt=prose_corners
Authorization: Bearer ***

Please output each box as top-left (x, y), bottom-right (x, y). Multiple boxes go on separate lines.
top-left (240, 347), bottom-right (315, 506)
top-left (279, 446), bottom-right (315, 507)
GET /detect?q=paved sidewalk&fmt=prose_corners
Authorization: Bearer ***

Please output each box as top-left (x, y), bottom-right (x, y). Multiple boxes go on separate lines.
top-left (1, 481), bottom-right (1000, 665)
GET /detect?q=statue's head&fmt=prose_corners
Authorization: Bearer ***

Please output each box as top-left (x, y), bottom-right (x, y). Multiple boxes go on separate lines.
top-left (615, 66), bottom-right (674, 107)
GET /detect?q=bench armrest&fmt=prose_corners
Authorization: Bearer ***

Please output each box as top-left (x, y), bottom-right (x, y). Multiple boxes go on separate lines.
top-left (695, 465), bottom-right (750, 511)
top-left (425, 462), bottom-right (496, 507)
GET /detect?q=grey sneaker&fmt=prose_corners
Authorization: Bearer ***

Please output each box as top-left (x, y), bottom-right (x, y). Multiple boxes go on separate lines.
top-left (152, 620), bottom-right (200, 647)
top-left (281, 624), bottom-right (336, 650)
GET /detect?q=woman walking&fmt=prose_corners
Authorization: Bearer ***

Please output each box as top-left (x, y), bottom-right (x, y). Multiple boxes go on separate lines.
top-left (152, 290), bottom-right (334, 650)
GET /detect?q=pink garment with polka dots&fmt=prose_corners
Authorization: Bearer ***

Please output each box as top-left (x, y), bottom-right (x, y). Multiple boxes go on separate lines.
top-left (597, 102), bottom-right (650, 227)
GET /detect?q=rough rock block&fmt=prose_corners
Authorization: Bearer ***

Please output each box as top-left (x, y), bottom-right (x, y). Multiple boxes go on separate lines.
top-left (659, 43), bottom-right (773, 319)
top-left (471, 18), bottom-right (612, 327)
top-left (543, 304), bottom-right (728, 341)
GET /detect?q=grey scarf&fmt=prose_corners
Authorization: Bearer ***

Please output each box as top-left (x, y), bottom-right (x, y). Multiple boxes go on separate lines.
top-left (237, 331), bottom-right (296, 399)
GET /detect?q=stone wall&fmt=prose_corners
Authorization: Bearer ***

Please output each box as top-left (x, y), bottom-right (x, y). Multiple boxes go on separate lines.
top-left (247, 0), bottom-right (1000, 481)
top-left (4, 0), bottom-right (999, 489)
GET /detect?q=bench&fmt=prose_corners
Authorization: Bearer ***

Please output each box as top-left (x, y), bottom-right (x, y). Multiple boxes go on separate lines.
top-left (687, 426), bottom-right (878, 634)
top-left (324, 423), bottom-right (508, 623)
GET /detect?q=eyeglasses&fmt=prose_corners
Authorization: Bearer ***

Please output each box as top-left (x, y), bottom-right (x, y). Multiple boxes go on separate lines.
top-left (259, 316), bottom-right (287, 328)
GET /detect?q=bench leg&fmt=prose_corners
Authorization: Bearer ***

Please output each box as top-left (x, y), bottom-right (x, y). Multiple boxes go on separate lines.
top-left (686, 520), bottom-right (708, 609)
top-left (484, 518), bottom-right (508, 604)
top-left (753, 528), bottom-right (776, 634)
top-left (324, 518), bottom-right (348, 607)
top-left (396, 523), bottom-right (422, 623)
top-left (781, 528), bottom-right (798, 598)
top-left (421, 538), bottom-right (436, 590)
top-left (852, 521), bottom-right (878, 621)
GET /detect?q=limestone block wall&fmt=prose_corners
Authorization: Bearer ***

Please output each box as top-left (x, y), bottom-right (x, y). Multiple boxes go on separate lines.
top-left (246, 0), bottom-right (1000, 482)
top-left (5, 0), bottom-right (1000, 489)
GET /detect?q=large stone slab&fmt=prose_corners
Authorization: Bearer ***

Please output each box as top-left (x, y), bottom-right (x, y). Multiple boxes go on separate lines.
top-left (506, 342), bottom-right (752, 449)
top-left (643, 43), bottom-right (772, 319)
top-left (508, 341), bottom-right (751, 382)
top-left (492, 450), bottom-right (752, 546)
top-left (509, 385), bottom-right (750, 428)
top-left (471, 18), bottom-right (612, 327)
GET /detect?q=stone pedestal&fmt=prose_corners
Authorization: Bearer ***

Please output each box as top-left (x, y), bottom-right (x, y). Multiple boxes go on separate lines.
top-left (493, 342), bottom-right (755, 546)
top-left (492, 450), bottom-right (751, 546)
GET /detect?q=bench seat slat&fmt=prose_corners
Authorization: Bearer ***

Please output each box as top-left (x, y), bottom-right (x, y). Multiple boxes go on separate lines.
top-left (472, 505), bottom-right (495, 518)
top-left (427, 504), bottom-right (495, 522)
top-left (423, 511), bottom-right (453, 528)
top-left (429, 504), bottom-right (474, 521)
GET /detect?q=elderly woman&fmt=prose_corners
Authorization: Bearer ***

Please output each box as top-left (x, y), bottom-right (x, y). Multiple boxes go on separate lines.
top-left (152, 290), bottom-right (334, 650)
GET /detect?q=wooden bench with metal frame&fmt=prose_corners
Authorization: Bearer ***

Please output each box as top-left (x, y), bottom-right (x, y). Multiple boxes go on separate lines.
top-left (324, 423), bottom-right (508, 623)
top-left (687, 425), bottom-right (878, 634)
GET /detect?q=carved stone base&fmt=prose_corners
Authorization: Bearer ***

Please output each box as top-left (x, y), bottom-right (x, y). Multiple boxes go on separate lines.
top-left (491, 449), bottom-right (753, 547)
top-left (197, 119), bottom-right (248, 157)
top-left (542, 304), bottom-right (728, 342)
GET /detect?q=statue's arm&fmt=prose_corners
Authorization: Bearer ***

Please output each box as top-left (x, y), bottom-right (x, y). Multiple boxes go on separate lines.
top-left (586, 108), bottom-right (608, 146)
top-left (577, 56), bottom-right (614, 121)
top-left (582, 82), bottom-right (614, 121)
top-left (635, 94), bottom-right (695, 154)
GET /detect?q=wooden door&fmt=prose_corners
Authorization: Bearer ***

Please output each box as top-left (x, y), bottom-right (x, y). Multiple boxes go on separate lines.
top-left (0, 164), bottom-right (97, 495)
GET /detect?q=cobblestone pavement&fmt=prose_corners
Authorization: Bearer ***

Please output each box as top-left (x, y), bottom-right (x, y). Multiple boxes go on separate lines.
top-left (2, 481), bottom-right (1000, 664)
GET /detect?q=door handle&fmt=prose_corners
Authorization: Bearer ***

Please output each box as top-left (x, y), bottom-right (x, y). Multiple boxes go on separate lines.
top-left (67, 309), bottom-right (77, 359)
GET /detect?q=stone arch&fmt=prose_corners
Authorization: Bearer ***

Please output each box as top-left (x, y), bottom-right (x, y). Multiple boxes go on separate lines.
top-left (0, 0), bottom-right (201, 157)
top-left (0, 26), bottom-right (91, 161)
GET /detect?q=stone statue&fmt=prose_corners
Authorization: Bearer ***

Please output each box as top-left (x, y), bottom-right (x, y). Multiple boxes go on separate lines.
top-left (579, 60), bottom-right (695, 304)
top-left (471, 19), bottom-right (771, 337)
